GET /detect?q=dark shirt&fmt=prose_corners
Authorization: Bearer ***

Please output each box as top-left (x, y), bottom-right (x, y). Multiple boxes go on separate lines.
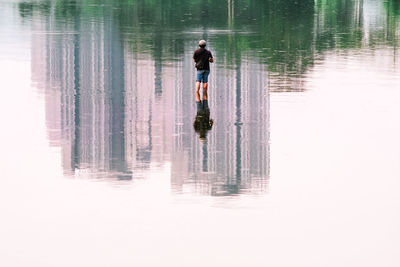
top-left (193, 48), bottom-right (213, 70)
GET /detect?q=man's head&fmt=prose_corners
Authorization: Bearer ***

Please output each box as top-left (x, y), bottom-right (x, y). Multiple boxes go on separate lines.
top-left (199, 40), bottom-right (206, 48)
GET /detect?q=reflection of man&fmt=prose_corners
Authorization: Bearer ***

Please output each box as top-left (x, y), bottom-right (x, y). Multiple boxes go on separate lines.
top-left (193, 100), bottom-right (213, 141)
top-left (193, 40), bottom-right (214, 102)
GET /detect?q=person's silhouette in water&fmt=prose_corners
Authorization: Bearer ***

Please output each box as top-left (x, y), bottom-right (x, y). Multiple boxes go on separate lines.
top-left (193, 100), bottom-right (214, 141)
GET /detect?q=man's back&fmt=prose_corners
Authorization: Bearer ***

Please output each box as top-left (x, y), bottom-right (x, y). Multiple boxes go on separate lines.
top-left (193, 48), bottom-right (213, 70)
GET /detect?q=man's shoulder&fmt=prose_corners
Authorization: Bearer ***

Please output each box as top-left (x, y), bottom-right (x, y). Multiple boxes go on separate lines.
top-left (194, 48), bottom-right (212, 58)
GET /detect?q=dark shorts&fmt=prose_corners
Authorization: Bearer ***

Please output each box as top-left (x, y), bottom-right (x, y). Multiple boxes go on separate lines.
top-left (196, 70), bottom-right (210, 83)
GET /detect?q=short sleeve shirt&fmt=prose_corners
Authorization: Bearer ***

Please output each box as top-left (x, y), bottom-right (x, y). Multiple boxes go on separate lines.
top-left (193, 48), bottom-right (213, 70)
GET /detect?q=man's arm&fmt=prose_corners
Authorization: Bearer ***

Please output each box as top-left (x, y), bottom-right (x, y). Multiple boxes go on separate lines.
top-left (209, 57), bottom-right (214, 63)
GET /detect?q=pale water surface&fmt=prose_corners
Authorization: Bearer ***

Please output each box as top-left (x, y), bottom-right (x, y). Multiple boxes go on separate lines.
top-left (0, 0), bottom-right (400, 266)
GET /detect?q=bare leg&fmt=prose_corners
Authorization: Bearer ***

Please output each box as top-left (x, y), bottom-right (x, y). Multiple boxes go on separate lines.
top-left (203, 82), bottom-right (208, 101)
top-left (195, 81), bottom-right (201, 102)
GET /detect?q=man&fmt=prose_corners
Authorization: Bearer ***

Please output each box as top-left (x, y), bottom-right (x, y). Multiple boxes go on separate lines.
top-left (193, 40), bottom-right (214, 103)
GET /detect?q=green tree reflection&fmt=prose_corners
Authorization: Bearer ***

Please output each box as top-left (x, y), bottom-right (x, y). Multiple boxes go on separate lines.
top-left (18, 0), bottom-right (400, 89)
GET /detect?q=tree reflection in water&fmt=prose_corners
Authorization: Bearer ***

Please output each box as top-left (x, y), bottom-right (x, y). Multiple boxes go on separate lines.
top-left (18, 0), bottom-right (400, 195)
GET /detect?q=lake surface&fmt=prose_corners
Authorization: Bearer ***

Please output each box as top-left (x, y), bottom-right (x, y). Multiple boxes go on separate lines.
top-left (1, 0), bottom-right (400, 266)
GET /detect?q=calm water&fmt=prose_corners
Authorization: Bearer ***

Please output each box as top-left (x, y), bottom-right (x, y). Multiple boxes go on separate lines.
top-left (1, 0), bottom-right (400, 266)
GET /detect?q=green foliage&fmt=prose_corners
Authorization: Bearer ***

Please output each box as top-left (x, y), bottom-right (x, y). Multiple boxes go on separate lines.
top-left (17, 0), bottom-right (400, 76)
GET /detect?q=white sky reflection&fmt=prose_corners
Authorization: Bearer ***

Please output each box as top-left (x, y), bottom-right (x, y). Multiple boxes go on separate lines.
top-left (0, 2), bottom-right (400, 267)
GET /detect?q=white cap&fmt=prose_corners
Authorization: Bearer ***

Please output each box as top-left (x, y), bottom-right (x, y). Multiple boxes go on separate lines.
top-left (199, 40), bottom-right (207, 46)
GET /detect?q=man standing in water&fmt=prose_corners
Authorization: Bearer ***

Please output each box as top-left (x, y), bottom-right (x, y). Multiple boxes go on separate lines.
top-left (193, 40), bottom-right (214, 105)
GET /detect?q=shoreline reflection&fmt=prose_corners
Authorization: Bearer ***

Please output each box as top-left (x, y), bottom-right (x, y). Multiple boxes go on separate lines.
top-left (29, 7), bottom-right (270, 195)
top-left (20, 0), bottom-right (400, 196)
